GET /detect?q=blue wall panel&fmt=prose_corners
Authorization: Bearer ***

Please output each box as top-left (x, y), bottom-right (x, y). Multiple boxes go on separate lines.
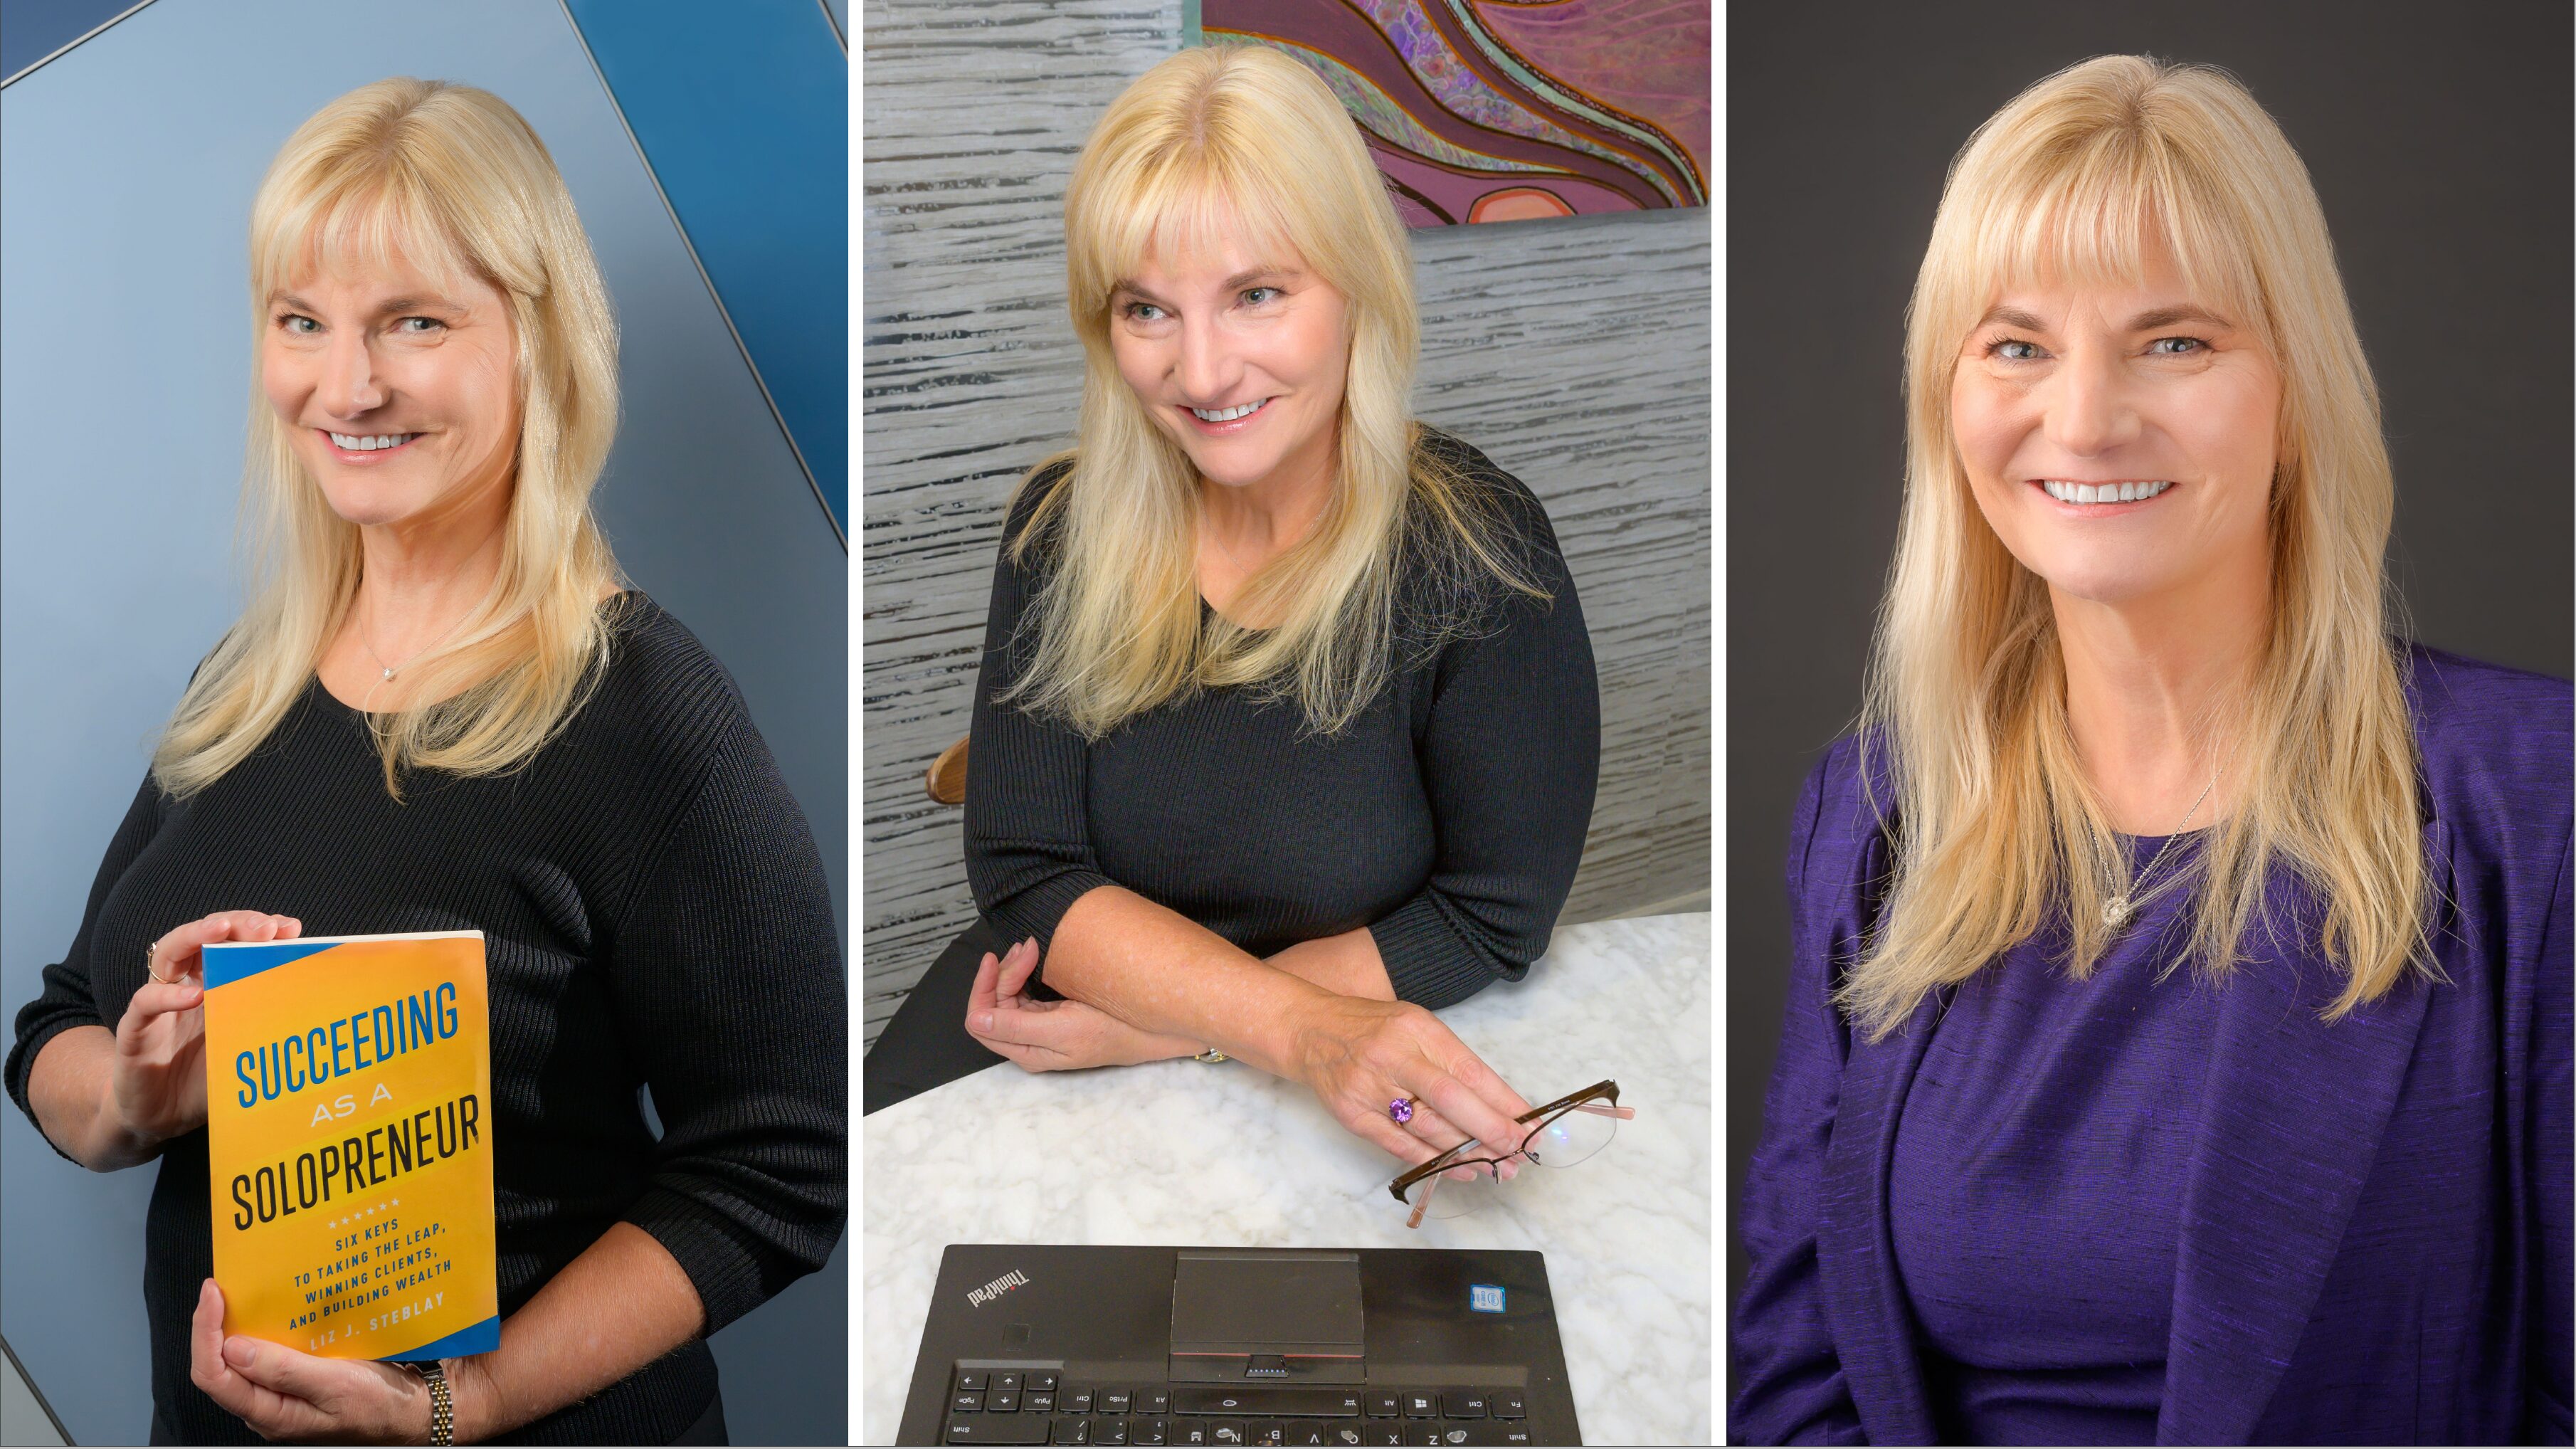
top-left (566, 0), bottom-right (851, 535)
top-left (0, 1), bottom-right (846, 1442)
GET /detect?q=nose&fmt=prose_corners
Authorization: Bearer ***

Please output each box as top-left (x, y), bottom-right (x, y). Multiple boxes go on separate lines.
top-left (1173, 312), bottom-right (1243, 407)
top-left (315, 329), bottom-right (386, 420)
top-left (2042, 348), bottom-right (2138, 457)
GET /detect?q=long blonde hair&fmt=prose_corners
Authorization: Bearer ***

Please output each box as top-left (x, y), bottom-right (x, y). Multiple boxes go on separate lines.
top-left (1841, 56), bottom-right (2427, 1038)
top-left (154, 78), bottom-right (623, 799)
top-left (1006, 44), bottom-right (1539, 739)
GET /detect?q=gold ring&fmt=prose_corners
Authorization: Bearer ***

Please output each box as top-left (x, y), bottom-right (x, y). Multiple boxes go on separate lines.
top-left (145, 944), bottom-right (177, 985)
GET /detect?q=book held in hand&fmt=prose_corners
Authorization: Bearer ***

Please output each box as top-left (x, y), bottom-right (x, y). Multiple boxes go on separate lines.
top-left (201, 929), bottom-right (500, 1361)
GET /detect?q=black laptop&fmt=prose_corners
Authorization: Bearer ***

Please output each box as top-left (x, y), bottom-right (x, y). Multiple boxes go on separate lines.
top-left (896, 1245), bottom-right (1581, 1445)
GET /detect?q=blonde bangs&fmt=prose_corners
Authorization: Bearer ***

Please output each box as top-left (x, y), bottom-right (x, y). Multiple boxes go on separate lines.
top-left (1843, 56), bottom-right (2427, 1040)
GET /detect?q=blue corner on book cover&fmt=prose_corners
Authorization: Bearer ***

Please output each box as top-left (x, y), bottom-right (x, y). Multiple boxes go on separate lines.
top-left (384, 1315), bottom-right (501, 1363)
top-left (1469, 1285), bottom-right (1505, 1313)
top-left (201, 939), bottom-right (339, 989)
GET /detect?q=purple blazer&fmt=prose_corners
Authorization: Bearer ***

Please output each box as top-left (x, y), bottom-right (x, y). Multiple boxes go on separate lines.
top-left (1732, 646), bottom-right (2573, 1445)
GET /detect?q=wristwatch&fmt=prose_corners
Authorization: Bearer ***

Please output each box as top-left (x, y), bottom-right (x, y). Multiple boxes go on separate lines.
top-left (409, 1359), bottom-right (454, 1446)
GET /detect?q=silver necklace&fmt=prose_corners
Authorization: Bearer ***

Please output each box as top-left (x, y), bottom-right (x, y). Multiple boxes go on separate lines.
top-left (2104, 768), bottom-right (2219, 931)
top-left (357, 594), bottom-right (470, 683)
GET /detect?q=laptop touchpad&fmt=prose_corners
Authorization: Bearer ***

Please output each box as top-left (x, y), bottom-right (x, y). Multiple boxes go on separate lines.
top-left (1171, 1249), bottom-right (1364, 1374)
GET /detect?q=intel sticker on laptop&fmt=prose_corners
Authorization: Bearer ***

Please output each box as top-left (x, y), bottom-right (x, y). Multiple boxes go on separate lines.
top-left (1469, 1285), bottom-right (1506, 1313)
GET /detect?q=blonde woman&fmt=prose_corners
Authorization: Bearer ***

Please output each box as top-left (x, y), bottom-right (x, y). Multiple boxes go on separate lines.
top-left (863, 46), bottom-right (1601, 1181)
top-left (4, 81), bottom-right (843, 1445)
top-left (1730, 56), bottom-right (2572, 1446)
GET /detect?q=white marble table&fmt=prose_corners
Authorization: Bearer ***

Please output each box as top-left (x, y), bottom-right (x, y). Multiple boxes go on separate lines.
top-left (863, 913), bottom-right (1713, 1445)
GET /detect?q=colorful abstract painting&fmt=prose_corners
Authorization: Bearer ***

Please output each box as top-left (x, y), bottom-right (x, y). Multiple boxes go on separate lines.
top-left (1195, 0), bottom-right (1709, 227)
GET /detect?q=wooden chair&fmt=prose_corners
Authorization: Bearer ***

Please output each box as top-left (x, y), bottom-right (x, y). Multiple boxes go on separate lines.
top-left (925, 736), bottom-right (969, 805)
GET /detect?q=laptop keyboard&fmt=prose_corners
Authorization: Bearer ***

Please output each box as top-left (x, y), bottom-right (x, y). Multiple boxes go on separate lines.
top-left (941, 1367), bottom-right (1538, 1445)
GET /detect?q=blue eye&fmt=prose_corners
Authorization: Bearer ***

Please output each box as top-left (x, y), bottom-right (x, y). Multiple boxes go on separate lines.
top-left (1241, 286), bottom-right (1280, 305)
top-left (1125, 301), bottom-right (1166, 322)
top-left (278, 313), bottom-right (320, 335)
top-left (1992, 338), bottom-right (2042, 362)
top-left (2148, 336), bottom-right (2206, 355)
top-left (394, 316), bottom-right (443, 334)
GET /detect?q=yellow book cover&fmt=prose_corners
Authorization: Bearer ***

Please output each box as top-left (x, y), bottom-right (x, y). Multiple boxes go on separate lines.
top-left (200, 930), bottom-right (500, 1361)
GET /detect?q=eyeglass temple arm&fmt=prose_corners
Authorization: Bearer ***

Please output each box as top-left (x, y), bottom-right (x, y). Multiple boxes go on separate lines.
top-left (1566, 1103), bottom-right (1635, 1119)
top-left (1405, 1172), bottom-right (1437, 1229)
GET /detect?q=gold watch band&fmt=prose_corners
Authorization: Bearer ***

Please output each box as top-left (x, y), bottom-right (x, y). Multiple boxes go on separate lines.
top-left (411, 1359), bottom-right (454, 1445)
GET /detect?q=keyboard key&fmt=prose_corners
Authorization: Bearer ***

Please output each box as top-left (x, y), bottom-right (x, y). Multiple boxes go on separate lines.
top-left (1489, 1395), bottom-right (1524, 1421)
top-left (1141, 1389), bottom-right (1173, 1415)
top-left (1251, 1423), bottom-right (1285, 1446)
top-left (960, 1371), bottom-right (990, 1393)
top-left (1093, 1417), bottom-right (1130, 1446)
top-left (1287, 1421), bottom-right (1331, 1445)
top-left (1440, 1393), bottom-right (1487, 1419)
top-left (1172, 1421), bottom-right (1213, 1446)
top-left (1210, 1421), bottom-right (1249, 1445)
top-left (1403, 1426), bottom-right (1441, 1448)
top-left (1400, 1393), bottom-right (1439, 1418)
top-left (946, 1416), bottom-right (1051, 1445)
top-left (1028, 1393), bottom-right (1057, 1414)
top-left (1048, 1416), bottom-right (1089, 1445)
top-left (1360, 1430), bottom-right (1403, 1448)
top-left (956, 1393), bottom-right (987, 1414)
top-left (993, 1391), bottom-right (1022, 1413)
top-left (1133, 1417), bottom-right (1169, 1446)
top-left (998, 1374), bottom-right (1026, 1395)
top-left (1176, 1389), bottom-right (1363, 1418)
top-left (1366, 1394), bottom-right (1401, 1419)
top-left (1425, 1427), bottom-right (1530, 1448)
top-left (1067, 1388), bottom-right (1097, 1415)
top-left (1030, 1373), bottom-right (1060, 1392)
top-left (1102, 1390), bottom-right (1135, 1413)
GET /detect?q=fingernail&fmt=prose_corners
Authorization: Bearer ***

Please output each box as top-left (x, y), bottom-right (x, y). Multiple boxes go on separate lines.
top-left (223, 1337), bottom-right (254, 1367)
top-left (975, 1013), bottom-right (993, 1032)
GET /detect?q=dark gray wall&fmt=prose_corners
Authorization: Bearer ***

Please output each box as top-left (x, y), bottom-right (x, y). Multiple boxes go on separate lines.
top-left (861, 0), bottom-right (1714, 1045)
top-left (0, 1), bottom-right (846, 1442)
top-left (1726, 0), bottom-right (2573, 1401)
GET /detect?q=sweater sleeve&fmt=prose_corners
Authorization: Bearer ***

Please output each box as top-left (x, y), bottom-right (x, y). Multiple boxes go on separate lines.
top-left (2527, 830), bottom-right (2573, 1445)
top-left (6, 773), bottom-right (162, 1159)
top-left (1366, 512), bottom-right (1600, 1009)
top-left (1729, 745), bottom-right (1868, 1445)
top-left (961, 473), bottom-right (1117, 956)
top-left (606, 715), bottom-right (846, 1336)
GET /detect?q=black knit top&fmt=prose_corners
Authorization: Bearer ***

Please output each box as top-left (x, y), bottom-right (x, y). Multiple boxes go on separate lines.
top-left (5, 596), bottom-right (845, 1445)
top-left (964, 434), bottom-right (1600, 1009)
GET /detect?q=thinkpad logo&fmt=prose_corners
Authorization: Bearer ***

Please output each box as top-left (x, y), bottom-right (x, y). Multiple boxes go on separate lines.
top-left (966, 1268), bottom-right (1030, 1309)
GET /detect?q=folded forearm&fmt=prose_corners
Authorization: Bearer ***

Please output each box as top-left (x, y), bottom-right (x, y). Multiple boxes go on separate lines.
top-left (453, 1221), bottom-right (704, 1442)
top-left (1047, 885), bottom-right (1332, 1075)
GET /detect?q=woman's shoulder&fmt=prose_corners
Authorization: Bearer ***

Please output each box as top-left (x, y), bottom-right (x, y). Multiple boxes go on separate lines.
top-left (1414, 427), bottom-right (1563, 553)
top-left (2403, 643), bottom-right (2573, 833)
top-left (569, 593), bottom-right (760, 777)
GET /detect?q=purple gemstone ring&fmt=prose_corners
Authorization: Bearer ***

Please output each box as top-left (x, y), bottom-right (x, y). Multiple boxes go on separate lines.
top-left (1388, 1097), bottom-right (1415, 1124)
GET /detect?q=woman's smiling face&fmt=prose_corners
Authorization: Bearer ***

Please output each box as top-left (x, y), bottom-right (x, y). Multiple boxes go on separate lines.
top-left (1951, 238), bottom-right (2281, 611)
top-left (261, 242), bottom-right (521, 532)
top-left (1107, 207), bottom-right (1351, 495)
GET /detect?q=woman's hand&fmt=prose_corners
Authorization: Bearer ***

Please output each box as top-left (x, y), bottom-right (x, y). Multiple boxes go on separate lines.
top-left (111, 911), bottom-right (301, 1151)
top-left (190, 1280), bottom-right (456, 1443)
top-left (1286, 994), bottom-right (1534, 1176)
top-left (964, 937), bottom-right (1205, 1071)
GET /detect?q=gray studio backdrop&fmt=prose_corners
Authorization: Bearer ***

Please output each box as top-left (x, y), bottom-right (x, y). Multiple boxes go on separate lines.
top-left (860, 0), bottom-right (1714, 1045)
top-left (1726, 0), bottom-right (2575, 1394)
top-left (0, 2), bottom-right (848, 1443)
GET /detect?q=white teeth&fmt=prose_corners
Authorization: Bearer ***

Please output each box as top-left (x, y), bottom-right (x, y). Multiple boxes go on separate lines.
top-left (2043, 480), bottom-right (2170, 505)
top-left (1189, 399), bottom-right (1267, 423)
top-left (329, 432), bottom-right (416, 451)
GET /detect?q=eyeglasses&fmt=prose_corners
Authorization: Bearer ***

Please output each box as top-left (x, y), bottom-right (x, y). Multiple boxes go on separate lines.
top-left (1386, 1080), bottom-right (1635, 1228)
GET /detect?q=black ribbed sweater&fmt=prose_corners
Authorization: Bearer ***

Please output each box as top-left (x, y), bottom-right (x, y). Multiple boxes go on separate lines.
top-left (964, 434), bottom-right (1600, 1009)
top-left (5, 596), bottom-right (845, 1445)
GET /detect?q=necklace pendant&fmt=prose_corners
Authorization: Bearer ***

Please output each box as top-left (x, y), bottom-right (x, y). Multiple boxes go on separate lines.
top-left (2103, 895), bottom-right (2133, 929)
top-left (381, 666), bottom-right (396, 681)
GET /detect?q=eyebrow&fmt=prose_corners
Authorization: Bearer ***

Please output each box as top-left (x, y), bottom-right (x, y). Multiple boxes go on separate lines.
top-left (1112, 266), bottom-right (1301, 305)
top-left (271, 292), bottom-right (466, 317)
top-left (1975, 302), bottom-right (2236, 333)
